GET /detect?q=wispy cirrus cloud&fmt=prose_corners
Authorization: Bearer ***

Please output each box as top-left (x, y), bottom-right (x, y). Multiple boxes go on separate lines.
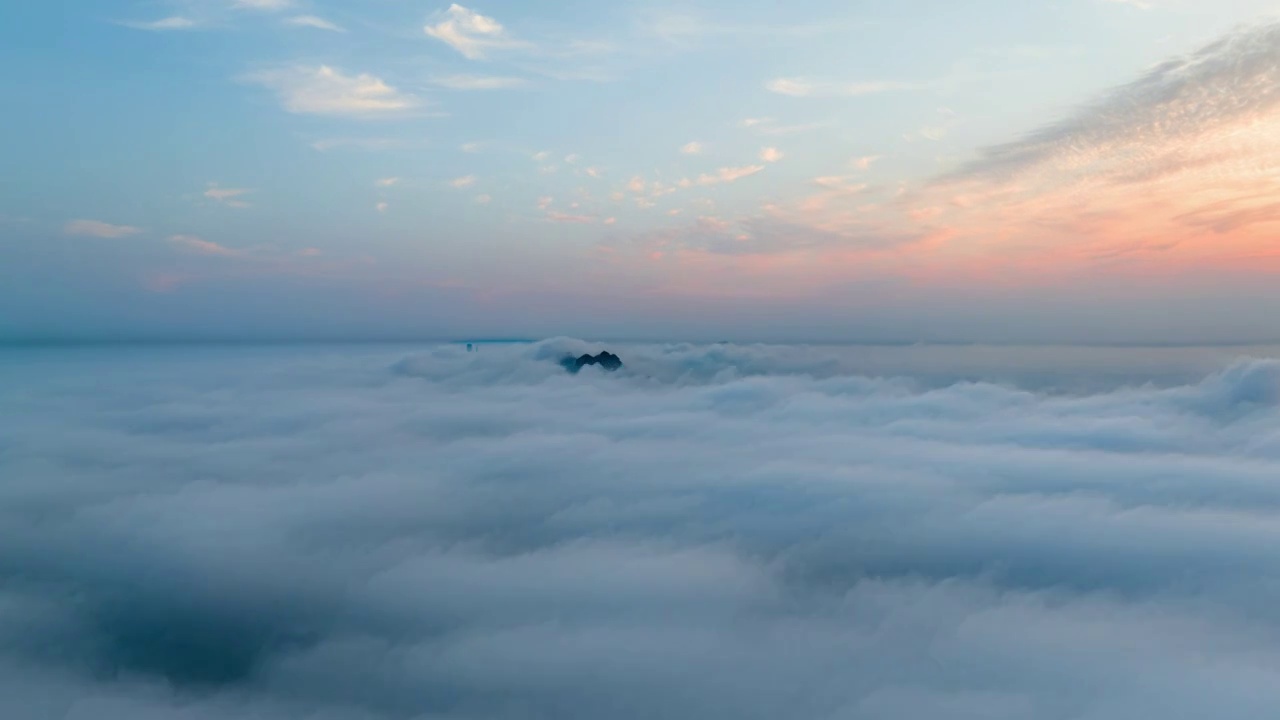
top-left (244, 66), bottom-right (419, 118)
top-left (765, 77), bottom-right (917, 98)
top-left (934, 22), bottom-right (1280, 274)
top-left (120, 16), bottom-right (198, 31)
top-left (450, 175), bottom-right (477, 188)
top-left (285, 15), bottom-right (345, 32)
top-left (732, 21), bottom-right (1280, 289)
top-left (693, 165), bottom-right (765, 186)
top-left (680, 141), bottom-right (704, 155)
top-left (64, 220), bottom-right (142, 238)
top-left (310, 137), bottom-right (406, 152)
top-left (424, 4), bottom-right (527, 60)
top-left (741, 117), bottom-right (829, 136)
top-left (948, 23), bottom-right (1280, 185)
top-left (430, 74), bottom-right (528, 90)
top-left (376, 177), bottom-right (400, 188)
top-left (232, 0), bottom-right (293, 11)
top-left (546, 211), bottom-right (595, 224)
top-left (204, 184), bottom-right (252, 208)
top-left (1101, 0), bottom-right (1155, 9)
top-left (168, 234), bottom-right (241, 257)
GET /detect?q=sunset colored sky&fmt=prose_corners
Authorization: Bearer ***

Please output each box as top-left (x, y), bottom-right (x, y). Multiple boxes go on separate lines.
top-left (3, 0), bottom-right (1279, 343)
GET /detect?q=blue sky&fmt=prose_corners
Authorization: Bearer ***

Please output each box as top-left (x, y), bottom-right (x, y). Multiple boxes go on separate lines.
top-left (2, 0), bottom-right (1279, 342)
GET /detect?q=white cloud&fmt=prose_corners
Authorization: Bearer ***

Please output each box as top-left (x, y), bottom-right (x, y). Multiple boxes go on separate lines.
top-left (564, 154), bottom-right (581, 165)
top-left (310, 137), bottom-right (402, 152)
top-left (232, 0), bottom-right (293, 10)
top-left (741, 117), bottom-right (829, 136)
top-left (1102, 0), bottom-right (1154, 8)
top-left (680, 141), bottom-right (704, 155)
top-left (461, 142), bottom-right (483, 153)
top-left (6, 344), bottom-right (1280, 719)
top-left (244, 65), bottom-right (418, 118)
top-left (546, 211), bottom-right (595, 224)
top-left (813, 175), bottom-right (867, 191)
top-left (204, 184), bottom-right (252, 208)
top-left (852, 155), bottom-right (881, 170)
top-left (697, 215), bottom-right (732, 232)
top-left (63, 220), bottom-right (141, 238)
top-left (121, 16), bottom-right (198, 31)
top-left (376, 178), bottom-right (400, 188)
top-left (431, 74), bottom-right (528, 90)
top-left (765, 77), bottom-right (916, 97)
top-left (537, 196), bottom-right (554, 210)
top-left (451, 175), bottom-right (477, 188)
top-left (532, 151), bottom-right (551, 162)
top-left (759, 147), bottom-right (783, 163)
top-left (475, 194), bottom-right (493, 205)
top-left (627, 176), bottom-right (647, 194)
top-left (376, 201), bottom-right (389, 213)
top-left (424, 4), bottom-right (525, 60)
top-left (285, 15), bottom-right (345, 32)
top-left (764, 78), bottom-right (815, 96)
top-left (694, 165), bottom-right (765, 186)
top-left (585, 167), bottom-right (602, 178)
top-left (603, 216), bottom-right (617, 225)
top-left (650, 181), bottom-right (675, 198)
top-left (168, 234), bottom-right (240, 256)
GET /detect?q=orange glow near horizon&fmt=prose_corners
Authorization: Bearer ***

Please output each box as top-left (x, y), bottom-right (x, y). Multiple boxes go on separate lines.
top-left (600, 54), bottom-right (1280, 301)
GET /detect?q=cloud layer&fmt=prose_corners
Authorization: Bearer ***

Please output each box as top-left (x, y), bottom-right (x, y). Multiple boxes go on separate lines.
top-left (3, 341), bottom-right (1280, 718)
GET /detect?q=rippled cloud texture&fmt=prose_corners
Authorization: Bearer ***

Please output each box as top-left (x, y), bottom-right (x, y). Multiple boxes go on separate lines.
top-left (4, 341), bottom-right (1280, 718)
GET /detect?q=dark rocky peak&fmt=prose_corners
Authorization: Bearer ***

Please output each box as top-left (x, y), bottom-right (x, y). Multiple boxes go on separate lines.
top-left (560, 351), bottom-right (623, 373)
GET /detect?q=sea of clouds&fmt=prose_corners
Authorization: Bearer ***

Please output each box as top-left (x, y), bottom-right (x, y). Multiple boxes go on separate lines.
top-left (3, 338), bottom-right (1280, 719)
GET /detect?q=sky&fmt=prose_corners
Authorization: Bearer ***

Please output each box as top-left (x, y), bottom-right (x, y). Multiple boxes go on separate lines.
top-left (2, 0), bottom-right (1279, 343)
top-left (4, 340), bottom-right (1280, 718)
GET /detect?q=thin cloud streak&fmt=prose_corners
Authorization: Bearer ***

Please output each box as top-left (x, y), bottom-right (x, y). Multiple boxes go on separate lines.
top-left (204, 185), bottom-right (252, 208)
top-left (285, 15), bottom-right (345, 32)
top-left (168, 234), bottom-right (241, 256)
top-left (120, 16), bottom-right (198, 31)
top-left (64, 220), bottom-right (142, 238)
top-left (765, 77), bottom-right (917, 97)
top-left (431, 74), bottom-right (529, 90)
